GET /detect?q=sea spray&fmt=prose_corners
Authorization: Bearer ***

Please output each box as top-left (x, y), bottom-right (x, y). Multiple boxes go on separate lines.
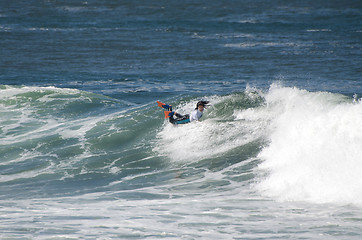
top-left (256, 86), bottom-right (362, 205)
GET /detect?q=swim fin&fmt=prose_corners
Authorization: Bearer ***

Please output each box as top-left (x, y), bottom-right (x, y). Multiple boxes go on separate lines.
top-left (157, 101), bottom-right (172, 110)
top-left (164, 111), bottom-right (174, 119)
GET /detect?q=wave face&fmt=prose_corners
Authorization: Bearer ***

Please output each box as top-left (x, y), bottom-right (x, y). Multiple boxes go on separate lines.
top-left (1, 84), bottom-right (362, 205)
top-left (1, 84), bottom-right (362, 239)
top-left (0, 85), bottom-right (162, 198)
top-left (155, 84), bottom-right (362, 205)
top-left (155, 89), bottom-right (266, 163)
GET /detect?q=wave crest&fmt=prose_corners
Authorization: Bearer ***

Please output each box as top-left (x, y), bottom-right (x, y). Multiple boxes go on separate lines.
top-left (257, 85), bottom-right (362, 205)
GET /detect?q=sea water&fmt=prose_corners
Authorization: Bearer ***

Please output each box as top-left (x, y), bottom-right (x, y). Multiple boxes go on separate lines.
top-left (1, 1), bottom-right (362, 239)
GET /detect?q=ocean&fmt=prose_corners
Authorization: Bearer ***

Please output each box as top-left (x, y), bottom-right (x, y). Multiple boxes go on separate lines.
top-left (1, 0), bottom-right (362, 239)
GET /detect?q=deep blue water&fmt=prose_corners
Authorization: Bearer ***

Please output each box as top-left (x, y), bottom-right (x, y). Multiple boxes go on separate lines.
top-left (1, 1), bottom-right (362, 239)
top-left (2, 0), bottom-right (361, 98)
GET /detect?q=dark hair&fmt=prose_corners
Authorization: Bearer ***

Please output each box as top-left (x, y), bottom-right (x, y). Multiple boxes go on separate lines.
top-left (195, 101), bottom-right (209, 109)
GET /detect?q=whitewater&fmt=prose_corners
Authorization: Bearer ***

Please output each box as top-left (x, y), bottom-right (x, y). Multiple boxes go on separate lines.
top-left (1, 84), bottom-right (362, 239)
top-left (1, 0), bottom-right (362, 238)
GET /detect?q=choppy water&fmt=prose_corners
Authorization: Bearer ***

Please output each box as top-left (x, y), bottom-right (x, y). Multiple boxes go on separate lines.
top-left (1, 0), bottom-right (362, 239)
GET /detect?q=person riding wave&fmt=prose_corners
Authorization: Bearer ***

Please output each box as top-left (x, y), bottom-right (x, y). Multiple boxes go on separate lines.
top-left (168, 101), bottom-right (209, 124)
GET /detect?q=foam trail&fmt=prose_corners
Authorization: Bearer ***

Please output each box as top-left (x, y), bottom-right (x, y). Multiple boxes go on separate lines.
top-left (256, 85), bottom-right (362, 205)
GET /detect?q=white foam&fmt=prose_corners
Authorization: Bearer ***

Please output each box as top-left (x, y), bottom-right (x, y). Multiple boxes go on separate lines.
top-left (155, 94), bottom-right (266, 162)
top-left (256, 85), bottom-right (362, 205)
top-left (0, 85), bottom-right (80, 97)
top-left (0, 85), bottom-right (121, 172)
top-left (306, 29), bottom-right (332, 32)
top-left (224, 41), bottom-right (309, 49)
top-left (0, 86), bottom-right (98, 144)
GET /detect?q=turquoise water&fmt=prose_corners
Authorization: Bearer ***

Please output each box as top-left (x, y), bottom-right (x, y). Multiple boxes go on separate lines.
top-left (1, 1), bottom-right (362, 239)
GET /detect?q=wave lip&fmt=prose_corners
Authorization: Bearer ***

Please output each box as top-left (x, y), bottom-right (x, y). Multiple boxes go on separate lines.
top-left (256, 85), bottom-right (362, 205)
